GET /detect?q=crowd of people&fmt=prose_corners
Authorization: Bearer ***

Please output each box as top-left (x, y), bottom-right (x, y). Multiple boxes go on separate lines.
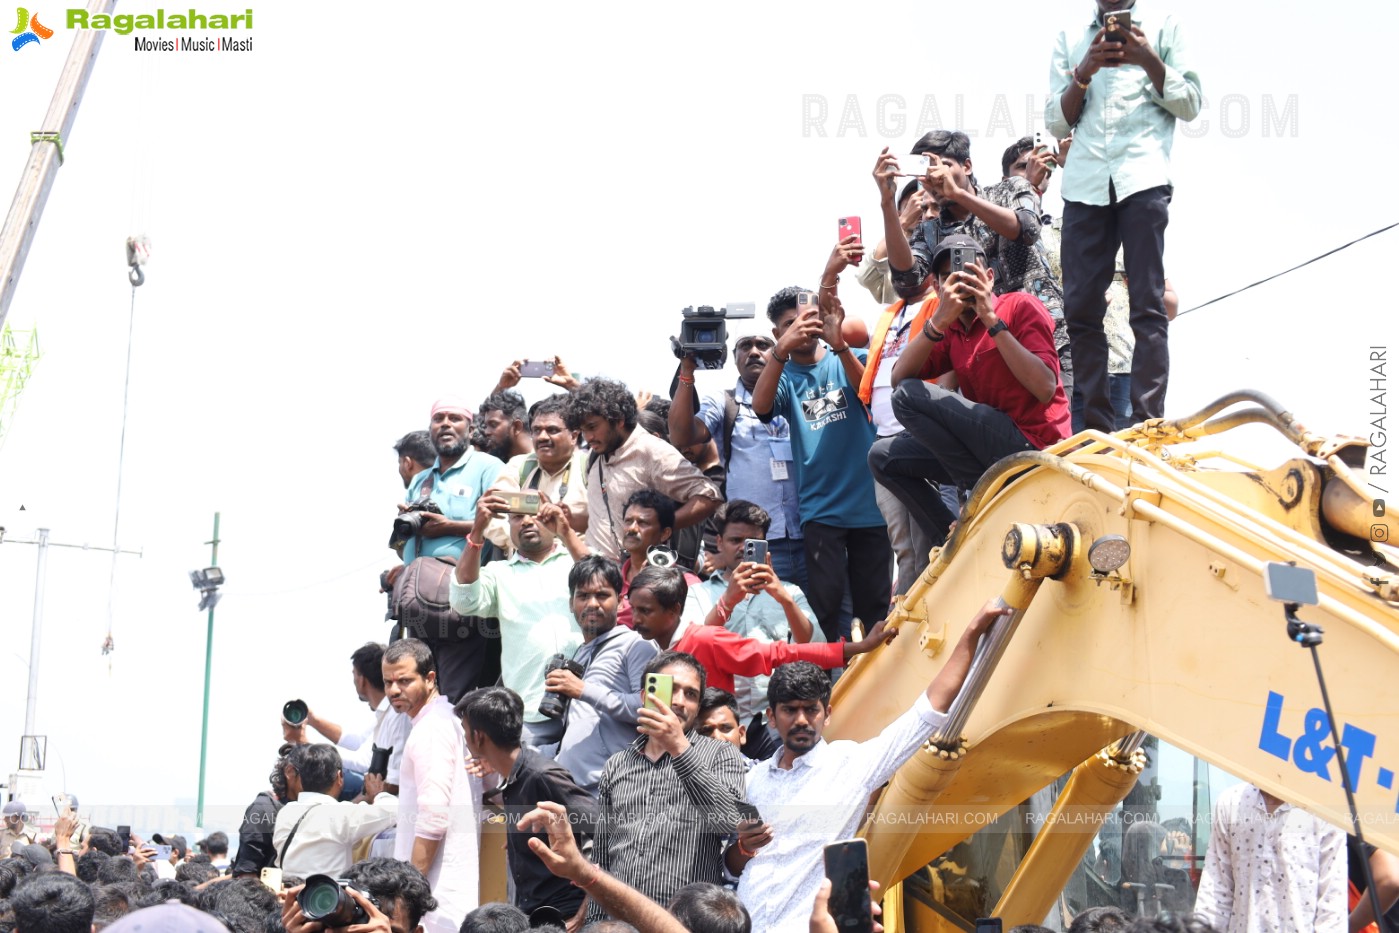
top-left (1, 3), bottom-right (1392, 932)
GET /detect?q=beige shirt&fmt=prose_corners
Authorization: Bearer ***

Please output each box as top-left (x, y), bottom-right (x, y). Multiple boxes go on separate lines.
top-left (503, 449), bottom-right (590, 530)
top-left (0, 825), bottom-right (35, 858)
top-left (584, 428), bottom-right (721, 562)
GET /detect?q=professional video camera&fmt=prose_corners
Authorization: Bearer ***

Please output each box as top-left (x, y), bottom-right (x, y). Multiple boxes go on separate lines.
top-left (670, 302), bottom-right (756, 370)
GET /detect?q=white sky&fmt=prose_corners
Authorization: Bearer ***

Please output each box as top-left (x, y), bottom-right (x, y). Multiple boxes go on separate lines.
top-left (0, 0), bottom-right (1395, 837)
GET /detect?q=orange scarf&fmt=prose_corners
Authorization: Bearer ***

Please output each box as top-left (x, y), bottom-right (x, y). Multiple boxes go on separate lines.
top-left (857, 295), bottom-right (939, 405)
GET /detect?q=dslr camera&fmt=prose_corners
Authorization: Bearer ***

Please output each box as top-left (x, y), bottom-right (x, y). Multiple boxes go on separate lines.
top-left (670, 302), bottom-right (756, 370)
top-left (538, 655), bottom-right (586, 719)
top-left (298, 875), bottom-right (378, 927)
top-left (389, 498), bottom-right (444, 550)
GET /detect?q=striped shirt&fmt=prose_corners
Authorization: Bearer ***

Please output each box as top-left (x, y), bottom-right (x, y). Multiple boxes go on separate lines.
top-left (585, 732), bottom-right (747, 921)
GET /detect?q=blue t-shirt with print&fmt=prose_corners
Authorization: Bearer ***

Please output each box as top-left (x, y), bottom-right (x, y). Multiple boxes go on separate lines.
top-left (765, 350), bottom-right (884, 529)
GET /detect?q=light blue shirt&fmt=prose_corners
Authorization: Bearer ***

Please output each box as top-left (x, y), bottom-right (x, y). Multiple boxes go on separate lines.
top-left (698, 572), bottom-right (822, 721)
top-left (1045, 5), bottom-right (1201, 205)
top-left (699, 382), bottom-right (802, 541)
top-left (402, 450), bottom-right (507, 562)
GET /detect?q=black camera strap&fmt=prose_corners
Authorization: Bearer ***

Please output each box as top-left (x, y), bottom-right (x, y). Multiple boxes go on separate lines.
top-left (276, 802), bottom-right (323, 868)
top-left (589, 453), bottom-right (626, 558)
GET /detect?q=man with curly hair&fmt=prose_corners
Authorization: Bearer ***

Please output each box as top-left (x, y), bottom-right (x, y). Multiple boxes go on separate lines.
top-left (567, 378), bottom-right (721, 562)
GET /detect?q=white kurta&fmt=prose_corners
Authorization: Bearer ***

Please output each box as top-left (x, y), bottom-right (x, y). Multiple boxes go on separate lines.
top-left (394, 695), bottom-right (480, 933)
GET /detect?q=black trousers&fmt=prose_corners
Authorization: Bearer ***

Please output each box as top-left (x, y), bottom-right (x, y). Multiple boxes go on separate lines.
top-left (802, 521), bottom-right (891, 642)
top-left (870, 381), bottom-right (1035, 542)
top-left (1061, 184), bottom-right (1172, 432)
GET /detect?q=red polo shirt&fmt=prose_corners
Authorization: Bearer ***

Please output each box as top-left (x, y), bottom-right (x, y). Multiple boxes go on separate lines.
top-left (915, 292), bottom-right (1070, 449)
top-left (670, 624), bottom-right (846, 695)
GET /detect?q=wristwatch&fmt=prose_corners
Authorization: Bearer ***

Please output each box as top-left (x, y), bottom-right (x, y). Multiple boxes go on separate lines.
top-left (986, 319), bottom-right (1009, 338)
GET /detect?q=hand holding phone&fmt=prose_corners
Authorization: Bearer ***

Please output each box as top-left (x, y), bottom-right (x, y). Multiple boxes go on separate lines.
top-left (895, 154), bottom-right (931, 177)
top-left (837, 217), bottom-right (862, 255)
top-left (823, 839), bottom-right (875, 933)
top-left (644, 672), bottom-right (673, 711)
top-left (734, 803), bottom-right (773, 856)
top-left (520, 359), bottom-right (556, 379)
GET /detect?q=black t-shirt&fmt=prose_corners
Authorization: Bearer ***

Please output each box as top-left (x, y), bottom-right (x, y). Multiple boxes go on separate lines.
top-left (1348, 835), bottom-right (1399, 932)
top-left (232, 791), bottom-right (282, 876)
top-left (500, 748), bottom-right (599, 915)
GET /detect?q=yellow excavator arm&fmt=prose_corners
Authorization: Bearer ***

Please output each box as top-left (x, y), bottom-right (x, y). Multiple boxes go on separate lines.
top-left (829, 391), bottom-right (1399, 929)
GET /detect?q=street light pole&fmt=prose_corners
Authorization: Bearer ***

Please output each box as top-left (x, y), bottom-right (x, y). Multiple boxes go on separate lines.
top-left (23, 528), bottom-right (49, 743)
top-left (195, 512), bottom-right (220, 829)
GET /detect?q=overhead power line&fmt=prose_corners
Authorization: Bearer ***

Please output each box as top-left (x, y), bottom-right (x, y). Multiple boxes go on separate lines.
top-left (1177, 222), bottom-right (1399, 318)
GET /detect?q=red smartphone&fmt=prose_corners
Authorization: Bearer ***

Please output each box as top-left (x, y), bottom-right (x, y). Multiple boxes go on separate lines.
top-left (838, 217), bottom-right (862, 267)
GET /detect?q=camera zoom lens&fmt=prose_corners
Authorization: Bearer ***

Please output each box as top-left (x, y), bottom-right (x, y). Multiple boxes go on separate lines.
top-left (301, 881), bottom-right (341, 920)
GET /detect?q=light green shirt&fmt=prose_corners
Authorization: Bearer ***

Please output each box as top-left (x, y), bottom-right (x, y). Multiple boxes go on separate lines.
top-left (449, 545), bottom-right (582, 723)
top-left (1046, 5), bottom-right (1201, 205)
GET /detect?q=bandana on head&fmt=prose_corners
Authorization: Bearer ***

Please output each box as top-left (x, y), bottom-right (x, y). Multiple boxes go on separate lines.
top-left (429, 397), bottom-right (473, 421)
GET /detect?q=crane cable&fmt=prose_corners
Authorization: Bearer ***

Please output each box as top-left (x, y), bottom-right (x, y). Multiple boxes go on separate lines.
top-left (104, 237), bottom-right (149, 663)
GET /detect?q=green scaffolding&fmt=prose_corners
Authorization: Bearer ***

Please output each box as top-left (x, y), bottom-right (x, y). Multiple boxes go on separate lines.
top-left (0, 324), bottom-right (40, 445)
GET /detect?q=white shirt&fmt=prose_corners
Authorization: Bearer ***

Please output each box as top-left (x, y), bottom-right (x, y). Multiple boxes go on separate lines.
top-left (271, 790), bottom-right (397, 877)
top-left (339, 696), bottom-right (411, 785)
top-left (737, 693), bottom-right (945, 933)
top-left (394, 695), bottom-right (481, 933)
top-left (1194, 782), bottom-right (1346, 933)
top-left (869, 303), bottom-right (918, 436)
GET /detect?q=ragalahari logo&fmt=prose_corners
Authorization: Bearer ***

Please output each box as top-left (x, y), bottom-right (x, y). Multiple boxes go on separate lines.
top-left (11, 7), bottom-right (52, 50)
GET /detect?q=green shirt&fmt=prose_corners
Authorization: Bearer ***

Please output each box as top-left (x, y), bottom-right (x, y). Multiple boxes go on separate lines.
top-left (449, 546), bottom-right (582, 723)
top-left (1046, 6), bottom-right (1201, 205)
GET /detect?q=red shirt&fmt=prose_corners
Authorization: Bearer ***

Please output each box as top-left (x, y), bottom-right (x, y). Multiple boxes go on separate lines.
top-left (670, 624), bottom-right (846, 695)
top-left (916, 292), bottom-right (1070, 449)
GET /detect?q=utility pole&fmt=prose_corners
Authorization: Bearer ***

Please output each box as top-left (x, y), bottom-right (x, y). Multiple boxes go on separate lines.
top-left (196, 512), bottom-right (220, 829)
top-left (0, 525), bottom-right (141, 793)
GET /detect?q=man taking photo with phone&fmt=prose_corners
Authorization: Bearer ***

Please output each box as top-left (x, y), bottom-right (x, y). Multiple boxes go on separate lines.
top-left (584, 650), bottom-right (747, 925)
top-left (450, 491), bottom-right (587, 755)
top-left (751, 286), bottom-right (890, 644)
top-left (869, 235), bottom-right (1069, 545)
top-left (696, 499), bottom-right (822, 759)
top-left (1046, 0), bottom-right (1200, 432)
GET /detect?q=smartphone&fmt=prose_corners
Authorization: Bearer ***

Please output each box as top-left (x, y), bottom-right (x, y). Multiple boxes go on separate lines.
top-left (51, 794), bottom-right (71, 814)
top-left (950, 245), bottom-right (980, 275)
top-left (742, 538), bottom-right (769, 565)
top-left (503, 490), bottom-right (541, 515)
top-left (736, 801), bottom-right (762, 824)
top-left (1263, 562), bottom-right (1319, 606)
top-left (260, 866), bottom-right (283, 893)
top-left (1032, 130), bottom-right (1058, 157)
top-left (823, 839), bottom-right (874, 933)
top-left (645, 673), bottom-right (674, 711)
top-left (1103, 8), bottom-right (1131, 40)
top-left (149, 844), bottom-right (172, 861)
top-left (796, 291), bottom-right (820, 310)
top-left (117, 825), bottom-right (132, 854)
top-left (838, 216), bottom-right (862, 244)
top-left (520, 359), bottom-right (555, 378)
top-left (975, 920), bottom-right (1004, 933)
top-left (896, 154), bottom-right (931, 176)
